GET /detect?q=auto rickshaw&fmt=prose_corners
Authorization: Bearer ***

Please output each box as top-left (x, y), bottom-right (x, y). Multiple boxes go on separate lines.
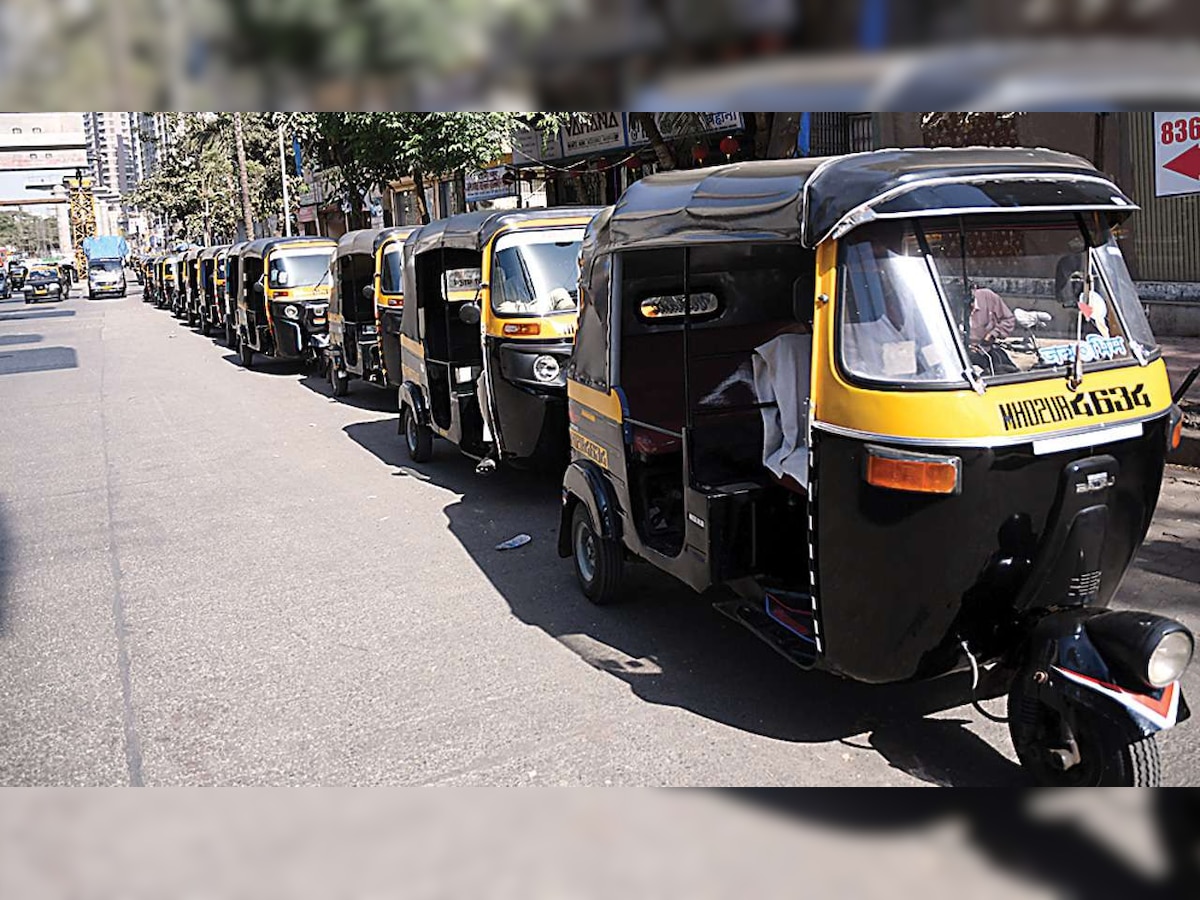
top-left (144, 255), bottom-right (163, 304)
top-left (22, 262), bottom-right (65, 303)
top-left (398, 207), bottom-right (601, 467)
top-left (375, 227), bottom-right (418, 392)
top-left (181, 246), bottom-right (203, 325)
top-left (326, 227), bottom-right (415, 396)
top-left (233, 236), bottom-right (335, 368)
top-left (559, 148), bottom-right (1193, 786)
top-left (198, 245), bottom-right (228, 337)
top-left (222, 241), bottom-right (249, 346)
top-left (8, 259), bottom-right (27, 291)
top-left (158, 255), bottom-right (181, 311)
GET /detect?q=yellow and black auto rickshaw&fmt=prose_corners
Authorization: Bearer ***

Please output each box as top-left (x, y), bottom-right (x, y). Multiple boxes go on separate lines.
top-left (375, 228), bottom-right (420, 393)
top-left (559, 148), bottom-right (1193, 785)
top-left (157, 254), bottom-right (181, 311)
top-left (141, 255), bottom-right (161, 304)
top-left (198, 245), bottom-right (228, 337)
top-left (222, 241), bottom-right (249, 346)
top-left (178, 246), bottom-right (198, 323)
top-left (398, 208), bottom-right (601, 468)
top-left (233, 236), bottom-right (335, 368)
top-left (326, 227), bottom-right (414, 396)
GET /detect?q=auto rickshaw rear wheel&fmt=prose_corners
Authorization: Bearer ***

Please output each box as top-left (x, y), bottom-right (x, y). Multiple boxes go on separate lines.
top-left (329, 363), bottom-right (350, 398)
top-left (571, 504), bottom-right (623, 606)
top-left (402, 404), bottom-right (433, 462)
top-left (238, 338), bottom-right (254, 368)
top-left (200, 315), bottom-right (211, 336)
top-left (224, 320), bottom-right (236, 347)
top-left (1008, 677), bottom-right (1161, 786)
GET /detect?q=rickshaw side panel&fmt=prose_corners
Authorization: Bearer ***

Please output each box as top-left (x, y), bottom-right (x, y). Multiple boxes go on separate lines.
top-left (812, 423), bottom-right (1168, 684)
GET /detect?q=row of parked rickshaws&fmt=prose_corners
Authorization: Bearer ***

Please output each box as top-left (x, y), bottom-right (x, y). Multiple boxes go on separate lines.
top-left (137, 148), bottom-right (1195, 785)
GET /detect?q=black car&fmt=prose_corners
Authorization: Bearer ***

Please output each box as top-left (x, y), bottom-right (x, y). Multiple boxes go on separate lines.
top-left (23, 266), bottom-right (65, 304)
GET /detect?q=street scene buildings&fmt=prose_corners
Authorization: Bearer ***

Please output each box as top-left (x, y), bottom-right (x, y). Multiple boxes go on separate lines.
top-left (1, 111), bottom-right (1199, 804)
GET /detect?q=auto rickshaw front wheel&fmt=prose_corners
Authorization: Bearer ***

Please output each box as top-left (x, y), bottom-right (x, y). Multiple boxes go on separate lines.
top-left (571, 504), bottom-right (623, 606)
top-left (1008, 677), bottom-right (1160, 786)
top-left (238, 339), bottom-right (254, 368)
top-left (401, 404), bottom-right (433, 462)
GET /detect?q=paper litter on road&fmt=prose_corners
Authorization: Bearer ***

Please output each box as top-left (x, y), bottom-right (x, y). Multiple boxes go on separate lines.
top-left (495, 534), bottom-right (532, 551)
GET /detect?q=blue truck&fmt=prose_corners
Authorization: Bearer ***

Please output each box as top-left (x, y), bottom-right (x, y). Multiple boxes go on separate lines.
top-left (82, 235), bottom-right (129, 299)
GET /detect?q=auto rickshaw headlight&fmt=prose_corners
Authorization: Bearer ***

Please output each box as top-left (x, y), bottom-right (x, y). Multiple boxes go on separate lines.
top-left (533, 354), bottom-right (560, 384)
top-left (1148, 631), bottom-right (1194, 688)
top-left (1086, 611), bottom-right (1194, 690)
top-left (283, 304), bottom-right (301, 320)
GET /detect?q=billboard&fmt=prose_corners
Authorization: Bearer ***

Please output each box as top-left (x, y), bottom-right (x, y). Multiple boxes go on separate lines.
top-left (0, 148), bottom-right (89, 171)
top-left (1154, 112), bottom-right (1200, 198)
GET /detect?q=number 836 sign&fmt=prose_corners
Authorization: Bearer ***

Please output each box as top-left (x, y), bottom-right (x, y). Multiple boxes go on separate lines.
top-left (1155, 112), bottom-right (1200, 198)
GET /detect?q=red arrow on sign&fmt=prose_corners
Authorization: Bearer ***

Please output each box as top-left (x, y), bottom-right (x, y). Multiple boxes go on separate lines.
top-left (1164, 144), bottom-right (1200, 181)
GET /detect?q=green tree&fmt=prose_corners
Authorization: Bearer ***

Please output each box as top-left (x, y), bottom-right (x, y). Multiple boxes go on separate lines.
top-left (132, 113), bottom-right (300, 243)
top-left (292, 113), bottom-right (570, 225)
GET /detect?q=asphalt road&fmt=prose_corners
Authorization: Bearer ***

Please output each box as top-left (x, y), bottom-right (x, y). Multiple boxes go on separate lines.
top-left (1, 284), bottom-right (1197, 786)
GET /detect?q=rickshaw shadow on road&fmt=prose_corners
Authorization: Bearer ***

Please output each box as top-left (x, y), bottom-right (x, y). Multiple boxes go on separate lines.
top-left (725, 790), bottom-right (1188, 899)
top-left (344, 418), bottom-right (1027, 786)
top-left (298, 373), bottom-right (397, 413)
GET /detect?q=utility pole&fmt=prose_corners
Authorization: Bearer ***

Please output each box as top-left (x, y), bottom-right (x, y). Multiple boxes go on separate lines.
top-left (278, 122), bottom-right (292, 237)
top-left (234, 112), bottom-right (254, 240)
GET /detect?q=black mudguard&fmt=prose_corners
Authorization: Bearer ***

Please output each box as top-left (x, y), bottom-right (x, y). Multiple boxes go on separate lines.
top-left (1017, 608), bottom-right (1190, 742)
top-left (558, 460), bottom-right (622, 559)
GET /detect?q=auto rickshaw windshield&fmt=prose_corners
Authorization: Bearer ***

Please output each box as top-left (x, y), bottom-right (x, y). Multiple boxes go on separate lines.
top-left (380, 245), bottom-right (404, 295)
top-left (490, 228), bottom-right (585, 318)
top-left (839, 215), bottom-right (1157, 388)
top-left (269, 250), bottom-right (332, 288)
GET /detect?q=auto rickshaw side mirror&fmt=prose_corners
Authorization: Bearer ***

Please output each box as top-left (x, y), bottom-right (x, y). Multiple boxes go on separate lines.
top-left (253, 279), bottom-right (264, 294)
top-left (362, 285), bottom-right (376, 303)
top-left (458, 302), bottom-right (481, 326)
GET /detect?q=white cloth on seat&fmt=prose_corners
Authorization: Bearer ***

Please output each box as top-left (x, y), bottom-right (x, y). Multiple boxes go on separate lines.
top-left (752, 333), bottom-right (812, 486)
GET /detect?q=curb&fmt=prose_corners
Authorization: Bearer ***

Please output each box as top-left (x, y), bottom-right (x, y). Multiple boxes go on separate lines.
top-left (1169, 428), bottom-right (1200, 468)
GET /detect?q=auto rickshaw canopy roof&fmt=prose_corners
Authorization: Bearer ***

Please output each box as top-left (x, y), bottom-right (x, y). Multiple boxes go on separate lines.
top-left (335, 226), bottom-right (418, 261)
top-left (585, 147), bottom-right (1137, 256)
top-left (199, 245), bottom-right (229, 261)
top-left (240, 235), bottom-right (335, 260)
top-left (408, 207), bottom-right (604, 257)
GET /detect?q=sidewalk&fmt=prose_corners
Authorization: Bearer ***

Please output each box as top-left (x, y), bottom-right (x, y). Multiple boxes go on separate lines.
top-left (1162, 337), bottom-right (1200, 467)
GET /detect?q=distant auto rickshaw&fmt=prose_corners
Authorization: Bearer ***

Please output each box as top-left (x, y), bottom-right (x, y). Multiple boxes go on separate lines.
top-left (233, 236), bottom-right (335, 368)
top-left (23, 263), bottom-right (65, 303)
top-left (325, 226), bottom-right (416, 397)
top-left (398, 208), bottom-right (601, 467)
top-left (181, 246), bottom-right (204, 325)
top-left (158, 255), bottom-right (181, 311)
top-left (222, 241), bottom-right (249, 347)
top-left (143, 255), bottom-right (164, 304)
top-left (559, 148), bottom-right (1193, 786)
top-left (375, 227), bottom-right (419, 393)
top-left (198, 245), bottom-right (228, 337)
top-left (8, 259), bottom-right (27, 291)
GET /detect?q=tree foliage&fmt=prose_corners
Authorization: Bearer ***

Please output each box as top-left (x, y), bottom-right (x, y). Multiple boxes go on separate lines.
top-left (291, 113), bottom-right (569, 225)
top-left (131, 113), bottom-right (299, 243)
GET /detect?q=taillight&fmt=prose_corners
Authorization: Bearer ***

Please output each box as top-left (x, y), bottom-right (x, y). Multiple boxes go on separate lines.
top-left (865, 446), bottom-right (961, 495)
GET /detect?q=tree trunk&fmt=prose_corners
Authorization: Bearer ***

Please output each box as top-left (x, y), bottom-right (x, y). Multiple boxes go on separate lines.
top-left (766, 113), bottom-right (801, 159)
top-left (412, 168), bottom-right (432, 224)
top-left (630, 113), bottom-right (675, 171)
top-left (233, 113), bottom-right (255, 240)
top-left (754, 113), bottom-right (773, 159)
